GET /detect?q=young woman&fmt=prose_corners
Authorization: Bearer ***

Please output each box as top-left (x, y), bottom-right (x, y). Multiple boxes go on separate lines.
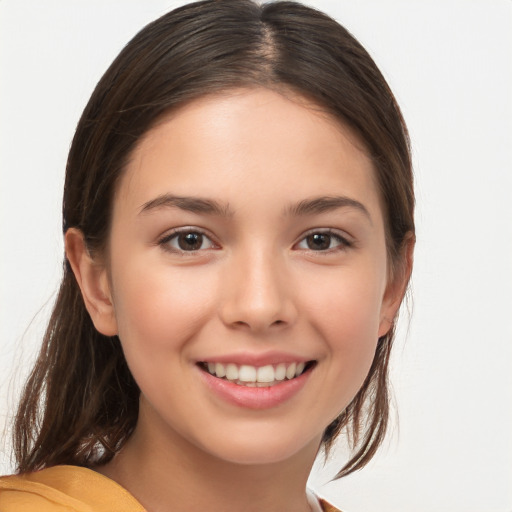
top-left (0, 1), bottom-right (414, 511)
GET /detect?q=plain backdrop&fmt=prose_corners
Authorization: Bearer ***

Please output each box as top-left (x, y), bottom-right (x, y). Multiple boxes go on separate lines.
top-left (1, 1), bottom-right (511, 511)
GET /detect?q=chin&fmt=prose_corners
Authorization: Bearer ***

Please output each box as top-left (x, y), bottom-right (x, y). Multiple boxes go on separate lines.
top-left (195, 429), bottom-right (320, 467)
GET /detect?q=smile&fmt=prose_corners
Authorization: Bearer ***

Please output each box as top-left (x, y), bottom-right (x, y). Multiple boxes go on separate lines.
top-left (198, 361), bottom-right (315, 387)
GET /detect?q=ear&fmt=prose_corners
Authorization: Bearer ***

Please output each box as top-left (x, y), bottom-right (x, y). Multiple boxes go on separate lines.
top-left (378, 233), bottom-right (415, 338)
top-left (65, 228), bottom-right (118, 336)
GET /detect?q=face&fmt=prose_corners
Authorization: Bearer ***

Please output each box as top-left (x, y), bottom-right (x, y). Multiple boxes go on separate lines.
top-left (83, 88), bottom-right (401, 466)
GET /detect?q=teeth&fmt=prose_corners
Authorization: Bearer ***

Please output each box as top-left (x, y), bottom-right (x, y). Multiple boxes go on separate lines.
top-left (225, 363), bottom-right (238, 381)
top-left (285, 362), bottom-right (296, 380)
top-left (204, 361), bottom-right (310, 384)
top-left (275, 364), bottom-right (286, 381)
top-left (256, 365), bottom-right (275, 383)
top-left (215, 363), bottom-right (226, 378)
top-left (239, 365), bottom-right (257, 382)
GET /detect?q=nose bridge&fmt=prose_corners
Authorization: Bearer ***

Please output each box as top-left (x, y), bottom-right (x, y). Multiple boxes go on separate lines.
top-left (220, 241), bottom-right (296, 332)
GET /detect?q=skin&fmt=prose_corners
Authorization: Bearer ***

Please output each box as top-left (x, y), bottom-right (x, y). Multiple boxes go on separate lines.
top-left (66, 88), bottom-right (410, 512)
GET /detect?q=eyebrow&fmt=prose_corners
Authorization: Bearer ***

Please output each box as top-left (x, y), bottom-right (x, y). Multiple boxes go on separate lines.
top-left (139, 194), bottom-right (233, 216)
top-left (285, 195), bottom-right (372, 222)
top-left (139, 193), bottom-right (371, 222)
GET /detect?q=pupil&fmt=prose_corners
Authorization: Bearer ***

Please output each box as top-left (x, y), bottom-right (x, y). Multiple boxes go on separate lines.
top-left (178, 232), bottom-right (202, 250)
top-left (307, 233), bottom-right (330, 250)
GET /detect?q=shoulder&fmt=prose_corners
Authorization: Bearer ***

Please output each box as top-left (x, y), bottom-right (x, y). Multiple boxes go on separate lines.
top-left (0, 465), bottom-right (144, 512)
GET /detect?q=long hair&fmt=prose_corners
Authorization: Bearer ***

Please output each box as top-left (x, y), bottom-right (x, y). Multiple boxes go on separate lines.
top-left (13, 0), bottom-right (414, 477)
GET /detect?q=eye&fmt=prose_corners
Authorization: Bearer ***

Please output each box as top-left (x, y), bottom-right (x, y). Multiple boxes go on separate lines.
top-left (159, 229), bottom-right (216, 252)
top-left (295, 230), bottom-right (351, 251)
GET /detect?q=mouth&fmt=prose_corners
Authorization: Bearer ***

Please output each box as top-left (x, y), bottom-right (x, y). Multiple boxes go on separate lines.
top-left (197, 360), bottom-right (316, 387)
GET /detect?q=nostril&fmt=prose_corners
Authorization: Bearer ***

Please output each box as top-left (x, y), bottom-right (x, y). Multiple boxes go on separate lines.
top-left (232, 320), bottom-right (250, 328)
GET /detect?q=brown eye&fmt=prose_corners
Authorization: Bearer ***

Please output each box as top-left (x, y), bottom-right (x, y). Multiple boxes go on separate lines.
top-left (161, 230), bottom-right (215, 252)
top-left (306, 233), bottom-right (332, 251)
top-left (177, 232), bottom-right (204, 250)
top-left (295, 230), bottom-right (350, 252)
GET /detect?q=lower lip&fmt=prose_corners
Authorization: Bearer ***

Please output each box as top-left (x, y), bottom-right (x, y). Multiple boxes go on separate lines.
top-left (199, 367), bottom-right (312, 410)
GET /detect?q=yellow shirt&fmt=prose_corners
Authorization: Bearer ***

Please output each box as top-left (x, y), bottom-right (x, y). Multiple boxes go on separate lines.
top-left (0, 466), bottom-right (144, 512)
top-left (0, 465), bottom-right (341, 512)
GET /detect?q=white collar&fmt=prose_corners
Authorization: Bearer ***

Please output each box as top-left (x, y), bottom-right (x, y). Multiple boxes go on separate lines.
top-left (306, 488), bottom-right (324, 512)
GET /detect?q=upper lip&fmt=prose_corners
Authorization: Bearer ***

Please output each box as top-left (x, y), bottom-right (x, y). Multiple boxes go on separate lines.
top-left (196, 351), bottom-right (314, 367)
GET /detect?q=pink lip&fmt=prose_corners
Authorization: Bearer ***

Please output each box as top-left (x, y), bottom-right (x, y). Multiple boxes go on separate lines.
top-left (198, 365), bottom-right (313, 410)
top-left (197, 351), bottom-right (311, 366)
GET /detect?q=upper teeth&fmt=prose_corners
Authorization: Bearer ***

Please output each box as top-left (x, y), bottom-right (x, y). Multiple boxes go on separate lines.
top-left (205, 362), bottom-right (307, 385)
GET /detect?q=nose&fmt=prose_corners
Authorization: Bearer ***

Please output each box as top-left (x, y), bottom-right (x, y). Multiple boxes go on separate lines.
top-left (219, 249), bottom-right (298, 334)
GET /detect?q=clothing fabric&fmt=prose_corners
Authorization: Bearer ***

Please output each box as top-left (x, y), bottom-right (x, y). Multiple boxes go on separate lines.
top-left (0, 465), bottom-right (342, 512)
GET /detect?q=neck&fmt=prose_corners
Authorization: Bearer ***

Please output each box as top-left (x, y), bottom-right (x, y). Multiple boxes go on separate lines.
top-left (97, 404), bottom-right (320, 512)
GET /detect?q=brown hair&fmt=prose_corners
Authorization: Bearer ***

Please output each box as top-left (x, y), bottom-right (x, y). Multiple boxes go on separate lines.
top-left (13, 0), bottom-right (414, 477)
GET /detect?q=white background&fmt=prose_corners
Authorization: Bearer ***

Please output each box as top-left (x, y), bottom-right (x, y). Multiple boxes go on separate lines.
top-left (1, 1), bottom-right (511, 511)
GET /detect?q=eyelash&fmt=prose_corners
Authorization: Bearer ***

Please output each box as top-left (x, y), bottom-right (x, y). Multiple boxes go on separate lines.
top-left (157, 228), bottom-right (353, 254)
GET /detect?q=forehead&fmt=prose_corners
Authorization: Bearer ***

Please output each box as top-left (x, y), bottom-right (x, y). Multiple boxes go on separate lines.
top-left (116, 87), bottom-right (382, 221)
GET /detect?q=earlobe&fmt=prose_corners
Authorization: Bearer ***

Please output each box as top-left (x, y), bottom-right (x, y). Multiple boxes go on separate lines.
top-left (378, 315), bottom-right (395, 338)
top-left (65, 228), bottom-right (118, 336)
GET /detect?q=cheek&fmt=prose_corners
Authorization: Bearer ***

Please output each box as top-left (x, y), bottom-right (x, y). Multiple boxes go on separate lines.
top-left (289, 263), bottom-right (387, 427)
top-left (110, 257), bottom-right (218, 356)
top-left (298, 264), bottom-right (385, 358)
